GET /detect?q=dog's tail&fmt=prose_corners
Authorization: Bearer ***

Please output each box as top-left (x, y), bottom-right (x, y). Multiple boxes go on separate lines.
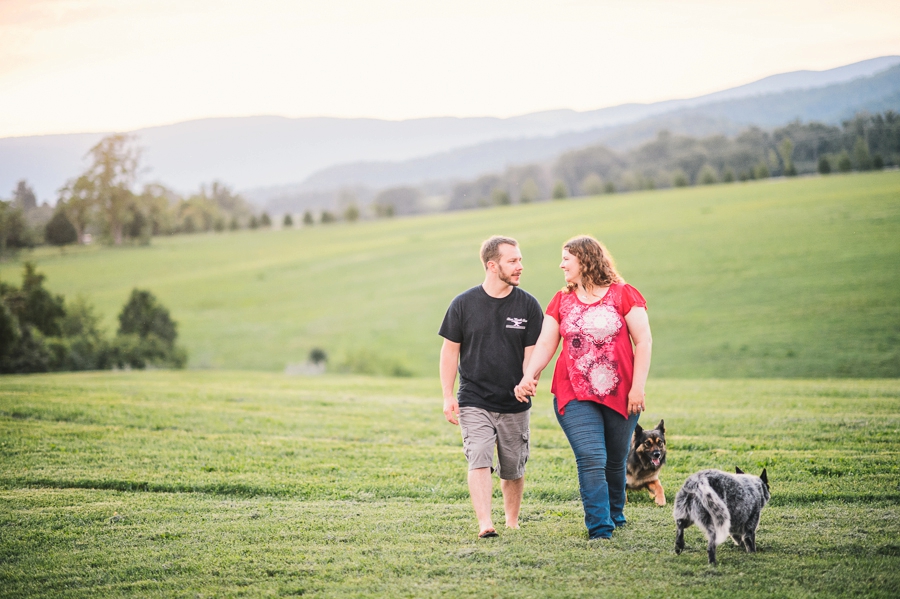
top-left (695, 477), bottom-right (731, 546)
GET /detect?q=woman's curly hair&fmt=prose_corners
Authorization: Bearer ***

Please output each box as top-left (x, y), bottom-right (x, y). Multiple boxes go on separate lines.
top-left (563, 235), bottom-right (624, 293)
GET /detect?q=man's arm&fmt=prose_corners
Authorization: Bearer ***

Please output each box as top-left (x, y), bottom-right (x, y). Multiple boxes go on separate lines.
top-left (440, 338), bottom-right (461, 425)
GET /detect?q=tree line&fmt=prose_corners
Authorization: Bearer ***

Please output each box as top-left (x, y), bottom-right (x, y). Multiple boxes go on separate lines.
top-left (0, 263), bottom-right (185, 373)
top-left (438, 111), bottom-right (900, 210)
top-left (2, 112), bottom-right (898, 250)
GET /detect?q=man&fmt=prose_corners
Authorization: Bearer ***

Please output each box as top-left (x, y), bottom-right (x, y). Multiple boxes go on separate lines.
top-left (439, 235), bottom-right (543, 538)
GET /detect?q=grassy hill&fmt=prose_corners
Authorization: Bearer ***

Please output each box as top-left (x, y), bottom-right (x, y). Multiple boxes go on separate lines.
top-left (1, 171), bottom-right (898, 377)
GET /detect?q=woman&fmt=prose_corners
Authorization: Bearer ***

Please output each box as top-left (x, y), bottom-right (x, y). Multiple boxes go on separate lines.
top-left (516, 235), bottom-right (651, 540)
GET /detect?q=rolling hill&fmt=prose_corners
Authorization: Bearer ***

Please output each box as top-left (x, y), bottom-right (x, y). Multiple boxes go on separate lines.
top-left (1, 171), bottom-right (897, 378)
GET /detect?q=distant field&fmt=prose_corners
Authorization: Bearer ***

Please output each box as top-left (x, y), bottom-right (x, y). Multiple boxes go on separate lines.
top-left (1, 171), bottom-right (898, 377)
top-left (1, 372), bottom-right (898, 597)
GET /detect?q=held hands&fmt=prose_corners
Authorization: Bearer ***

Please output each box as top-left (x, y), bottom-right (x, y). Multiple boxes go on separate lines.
top-left (514, 377), bottom-right (538, 402)
top-left (627, 387), bottom-right (646, 416)
top-left (443, 397), bottom-right (459, 425)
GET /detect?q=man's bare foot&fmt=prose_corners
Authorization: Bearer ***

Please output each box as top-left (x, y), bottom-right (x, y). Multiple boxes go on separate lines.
top-left (478, 528), bottom-right (499, 538)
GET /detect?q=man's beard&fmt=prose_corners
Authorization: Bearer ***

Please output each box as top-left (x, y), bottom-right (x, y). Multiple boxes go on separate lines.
top-left (499, 269), bottom-right (521, 287)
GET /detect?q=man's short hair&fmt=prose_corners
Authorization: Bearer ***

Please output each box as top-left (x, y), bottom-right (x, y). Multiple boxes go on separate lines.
top-left (480, 235), bottom-right (518, 269)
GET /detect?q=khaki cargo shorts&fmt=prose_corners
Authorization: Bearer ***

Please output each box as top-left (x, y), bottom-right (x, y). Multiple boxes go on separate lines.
top-left (458, 406), bottom-right (530, 480)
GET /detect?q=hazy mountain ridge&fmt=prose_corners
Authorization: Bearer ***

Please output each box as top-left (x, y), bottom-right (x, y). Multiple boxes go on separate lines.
top-left (277, 65), bottom-right (900, 197)
top-left (2, 56), bottom-right (898, 202)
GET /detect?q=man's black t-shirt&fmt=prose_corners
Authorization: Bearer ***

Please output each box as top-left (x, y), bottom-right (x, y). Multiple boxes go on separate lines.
top-left (439, 285), bottom-right (543, 413)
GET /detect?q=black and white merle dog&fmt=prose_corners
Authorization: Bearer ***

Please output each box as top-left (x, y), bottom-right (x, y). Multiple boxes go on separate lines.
top-left (673, 467), bottom-right (770, 565)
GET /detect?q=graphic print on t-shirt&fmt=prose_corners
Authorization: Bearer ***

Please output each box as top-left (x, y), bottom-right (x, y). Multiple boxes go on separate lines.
top-left (505, 317), bottom-right (528, 329)
top-left (562, 302), bottom-right (622, 397)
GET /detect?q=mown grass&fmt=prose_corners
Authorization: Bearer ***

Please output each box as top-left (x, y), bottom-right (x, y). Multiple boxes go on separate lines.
top-left (1, 372), bottom-right (899, 597)
top-left (1, 171), bottom-right (898, 377)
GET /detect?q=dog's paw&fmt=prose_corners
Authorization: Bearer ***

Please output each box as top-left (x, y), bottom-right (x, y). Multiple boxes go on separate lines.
top-left (654, 495), bottom-right (667, 506)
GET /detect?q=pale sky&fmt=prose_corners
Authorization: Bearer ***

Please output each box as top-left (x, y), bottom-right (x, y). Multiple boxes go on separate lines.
top-left (2, 0), bottom-right (900, 138)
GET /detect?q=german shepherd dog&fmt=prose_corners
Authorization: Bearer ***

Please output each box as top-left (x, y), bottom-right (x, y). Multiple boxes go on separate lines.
top-left (674, 467), bottom-right (770, 565)
top-left (626, 419), bottom-right (667, 506)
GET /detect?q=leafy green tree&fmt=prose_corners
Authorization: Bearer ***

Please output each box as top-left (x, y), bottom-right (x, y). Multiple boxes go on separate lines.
top-left (872, 154), bottom-right (884, 170)
top-left (0, 301), bottom-right (20, 361)
top-left (818, 156), bottom-right (832, 174)
top-left (249, 215), bottom-right (260, 229)
top-left (853, 137), bottom-right (872, 171)
top-left (672, 170), bottom-right (689, 187)
top-left (58, 295), bottom-right (111, 371)
top-left (0, 201), bottom-right (32, 254)
top-left (11, 263), bottom-right (66, 337)
top-left (754, 162), bottom-right (770, 179)
top-left (320, 211), bottom-right (336, 224)
top-left (519, 178), bottom-right (540, 203)
top-left (45, 207), bottom-right (78, 246)
top-left (0, 263), bottom-right (66, 373)
top-left (118, 289), bottom-right (177, 346)
top-left (837, 151), bottom-right (853, 173)
top-left (722, 168), bottom-right (735, 183)
top-left (580, 173), bottom-right (605, 196)
top-left (491, 189), bottom-right (510, 206)
top-left (13, 181), bottom-right (37, 212)
top-left (114, 289), bottom-right (186, 369)
top-left (344, 204), bottom-right (360, 221)
top-left (551, 181), bottom-right (568, 200)
top-left (778, 138), bottom-right (797, 176)
top-left (260, 212), bottom-right (272, 227)
top-left (303, 210), bottom-right (315, 225)
top-left (83, 134), bottom-right (141, 245)
top-left (283, 213), bottom-right (294, 227)
top-left (229, 216), bottom-right (239, 231)
top-left (698, 165), bottom-right (718, 185)
top-left (58, 175), bottom-right (95, 243)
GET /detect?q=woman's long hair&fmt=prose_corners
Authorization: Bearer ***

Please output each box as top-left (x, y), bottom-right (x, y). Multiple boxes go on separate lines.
top-left (563, 235), bottom-right (624, 293)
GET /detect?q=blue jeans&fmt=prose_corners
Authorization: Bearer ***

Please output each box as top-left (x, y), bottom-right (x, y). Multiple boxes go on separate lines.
top-left (554, 397), bottom-right (639, 539)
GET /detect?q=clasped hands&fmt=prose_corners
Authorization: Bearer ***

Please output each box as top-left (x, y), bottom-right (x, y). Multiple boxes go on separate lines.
top-left (514, 377), bottom-right (538, 403)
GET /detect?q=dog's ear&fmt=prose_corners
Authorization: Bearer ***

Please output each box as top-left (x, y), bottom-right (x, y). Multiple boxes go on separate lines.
top-left (632, 423), bottom-right (643, 443)
top-left (657, 419), bottom-right (665, 435)
top-left (735, 466), bottom-right (745, 475)
top-left (760, 469), bottom-right (768, 486)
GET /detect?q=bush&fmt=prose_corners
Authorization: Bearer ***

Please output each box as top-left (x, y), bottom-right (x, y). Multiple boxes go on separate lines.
top-left (872, 154), bottom-right (884, 170)
top-left (309, 348), bottom-right (328, 365)
top-left (0, 266), bottom-right (185, 373)
top-left (118, 289), bottom-right (178, 347)
top-left (551, 181), bottom-right (568, 200)
top-left (698, 165), bottom-right (718, 185)
top-left (837, 152), bottom-right (853, 173)
top-left (818, 156), bottom-right (832, 175)
top-left (519, 178), bottom-right (540, 203)
top-left (116, 289), bottom-right (186, 368)
top-left (672, 171), bottom-right (689, 187)
top-left (580, 173), bottom-right (605, 196)
top-left (45, 210), bottom-right (78, 246)
top-left (283, 214), bottom-right (294, 228)
top-left (344, 204), bottom-right (360, 221)
top-left (491, 189), bottom-right (510, 206)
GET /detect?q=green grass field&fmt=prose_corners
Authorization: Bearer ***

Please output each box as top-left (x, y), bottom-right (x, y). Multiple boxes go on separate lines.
top-left (1, 173), bottom-right (898, 596)
top-left (1, 171), bottom-right (898, 377)
top-left (1, 372), bottom-right (898, 597)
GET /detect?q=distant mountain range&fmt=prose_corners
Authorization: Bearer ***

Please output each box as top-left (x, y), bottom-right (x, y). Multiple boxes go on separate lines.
top-left (2, 55), bottom-right (899, 203)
